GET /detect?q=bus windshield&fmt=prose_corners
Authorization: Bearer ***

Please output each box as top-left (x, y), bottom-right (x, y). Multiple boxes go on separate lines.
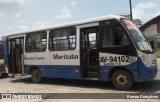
top-left (122, 19), bottom-right (153, 52)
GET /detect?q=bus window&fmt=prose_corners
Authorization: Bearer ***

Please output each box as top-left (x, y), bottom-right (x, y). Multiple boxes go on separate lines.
top-left (25, 31), bottom-right (47, 52)
top-left (89, 33), bottom-right (96, 49)
top-left (99, 19), bottom-right (135, 55)
top-left (122, 19), bottom-right (153, 52)
top-left (101, 26), bottom-right (129, 47)
top-left (49, 27), bottom-right (76, 51)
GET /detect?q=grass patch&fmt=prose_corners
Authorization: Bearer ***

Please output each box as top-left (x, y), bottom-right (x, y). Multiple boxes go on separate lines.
top-left (156, 49), bottom-right (160, 58)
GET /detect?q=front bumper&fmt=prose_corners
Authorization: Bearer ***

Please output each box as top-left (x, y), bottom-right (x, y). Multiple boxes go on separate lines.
top-left (139, 64), bottom-right (158, 81)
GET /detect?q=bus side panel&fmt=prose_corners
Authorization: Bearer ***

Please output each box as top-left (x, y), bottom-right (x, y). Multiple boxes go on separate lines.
top-left (24, 52), bottom-right (51, 75)
top-left (48, 50), bottom-right (81, 79)
top-left (24, 65), bottom-right (81, 79)
top-left (99, 53), bottom-right (140, 81)
top-left (24, 50), bottom-right (81, 79)
top-left (41, 65), bottom-right (81, 79)
top-left (3, 37), bottom-right (9, 73)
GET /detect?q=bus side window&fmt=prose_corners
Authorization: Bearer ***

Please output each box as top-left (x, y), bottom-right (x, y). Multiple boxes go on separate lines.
top-left (25, 31), bottom-right (47, 52)
top-left (102, 26), bottom-right (129, 47)
top-left (49, 27), bottom-right (76, 51)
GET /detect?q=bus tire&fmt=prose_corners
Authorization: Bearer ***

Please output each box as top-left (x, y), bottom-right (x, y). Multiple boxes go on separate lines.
top-left (31, 69), bottom-right (41, 83)
top-left (111, 70), bottom-right (133, 90)
top-left (1, 73), bottom-right (8, 77)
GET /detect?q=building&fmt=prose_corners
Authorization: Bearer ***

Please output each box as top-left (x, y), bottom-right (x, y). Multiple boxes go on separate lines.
top-left (121, 14), bottom-right (132, 20)
top-left (140, 15), bottom-right (160, 50)
top-left (132, 19), bottom-right (142, 28)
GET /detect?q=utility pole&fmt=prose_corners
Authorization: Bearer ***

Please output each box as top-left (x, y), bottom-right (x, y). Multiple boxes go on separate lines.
top-left (129, 0), bottom-right (133, 21)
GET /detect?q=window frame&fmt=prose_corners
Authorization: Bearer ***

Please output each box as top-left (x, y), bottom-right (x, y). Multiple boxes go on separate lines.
top-left (121, 18), bottom-right (154, 53)
top-left (25, 31), bottom-right (47, 53)
top-left (99, 19), bottom-right (137, 56)
top-left (99, 19), bottom-right (132, 49)
top-left (49, 27), bottom-right (76, 51)
top-left (100, 26), bottom-right (129, 48)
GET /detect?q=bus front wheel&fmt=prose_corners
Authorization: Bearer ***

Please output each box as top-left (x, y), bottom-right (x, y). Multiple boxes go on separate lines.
top-left (111, 70), bottom-right (133, 90)
top-left (31, 69), bottom-right (41, 83)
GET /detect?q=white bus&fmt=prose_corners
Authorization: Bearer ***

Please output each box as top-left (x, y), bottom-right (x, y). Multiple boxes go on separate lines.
top-left (4, 15), bottom-right (157, 89)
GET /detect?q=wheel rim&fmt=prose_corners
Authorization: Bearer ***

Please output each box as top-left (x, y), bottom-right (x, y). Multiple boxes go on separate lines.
top-left (116, 74), bottom-right (128, 86)
top-left (35, 73), bottom-right (40, 79)
top-left (33, 71), bottom-right (40, 80)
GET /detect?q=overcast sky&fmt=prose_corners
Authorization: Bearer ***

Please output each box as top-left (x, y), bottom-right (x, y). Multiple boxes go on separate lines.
top-left (0, 0), bottom-right (160, 36)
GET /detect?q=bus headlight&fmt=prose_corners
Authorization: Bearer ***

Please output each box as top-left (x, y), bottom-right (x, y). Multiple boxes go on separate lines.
top-left (142, 54), bottom-right (149, 67)
top-left (152, 59), bottom-right (157, 65)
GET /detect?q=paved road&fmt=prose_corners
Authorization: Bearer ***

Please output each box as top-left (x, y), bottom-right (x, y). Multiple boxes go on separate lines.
top-left (0, 60), bottom-right (160, 102)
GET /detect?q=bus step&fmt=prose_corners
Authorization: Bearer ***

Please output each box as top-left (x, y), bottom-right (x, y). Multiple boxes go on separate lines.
top-left (87, 68), bottom-right (98, 72)
top-left (83, 78), bottom-right (98, 80)
top-left (12, 74), bottom-right (26, 78)
top-left (87, 66), bottom-right (98, 72)
top-left (87, 72), bottom-right (98, 78)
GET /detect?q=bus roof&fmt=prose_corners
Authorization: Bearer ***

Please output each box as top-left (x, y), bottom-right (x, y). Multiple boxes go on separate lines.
top-left (7, 15), bottom-right (126, 36)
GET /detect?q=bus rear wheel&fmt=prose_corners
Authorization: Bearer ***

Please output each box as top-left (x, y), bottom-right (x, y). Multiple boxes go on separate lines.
top-left (111, 70), bottom-right (133, 90)
top-left (31, 69), bottom-right (41, 83)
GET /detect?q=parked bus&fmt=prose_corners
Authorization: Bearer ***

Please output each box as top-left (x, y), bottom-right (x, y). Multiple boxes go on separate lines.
top-left (0, 40), bottom-right (8, 77)
top-left (4, 15), bottom-right (157, 89)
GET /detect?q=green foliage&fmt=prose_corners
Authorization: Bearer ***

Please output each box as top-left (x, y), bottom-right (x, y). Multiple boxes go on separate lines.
top-left (156, 49), bottom-right (160, 58)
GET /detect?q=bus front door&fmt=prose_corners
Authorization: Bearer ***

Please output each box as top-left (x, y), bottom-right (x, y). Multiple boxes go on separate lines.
top-left (80, 27), bottom-right (99, 78)
top-left (8, 38), bottom-right (24, 77)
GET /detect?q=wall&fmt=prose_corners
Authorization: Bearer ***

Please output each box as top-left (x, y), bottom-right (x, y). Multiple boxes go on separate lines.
top-left (142, 23), bottom-right (158, 49)
top-left (157, 20), bottom-right (160, 33)
top-left (143, 24), bottom-right (157, 37)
